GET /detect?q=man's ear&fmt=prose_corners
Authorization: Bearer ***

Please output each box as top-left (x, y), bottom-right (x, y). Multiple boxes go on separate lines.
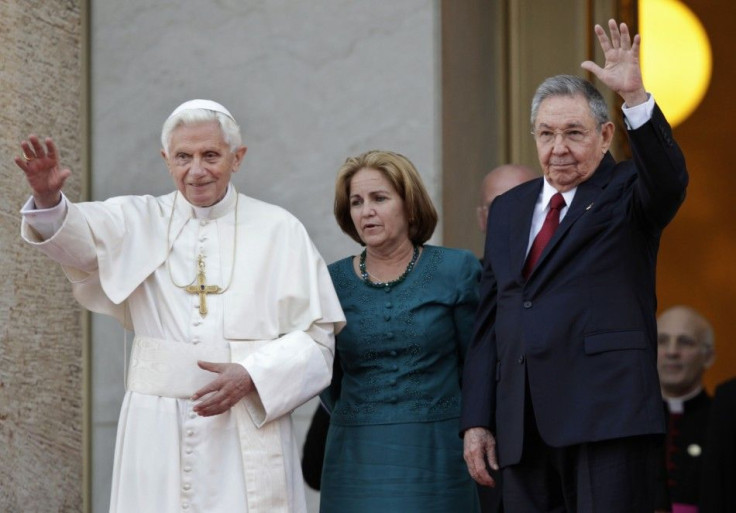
top-left (231, 146), bottom-right (247, 173)
top-left (704, 347), bottom-right (716, 369)
top-left (600, 121), bottom-right (615, 153)
top-left (161, 149), bottom-right (173, 175)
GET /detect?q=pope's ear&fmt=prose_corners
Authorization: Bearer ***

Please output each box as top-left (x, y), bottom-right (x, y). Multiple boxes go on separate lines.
top-left (232, 146), bottom-right (247, 171)
top-left (161, 149), bottom-right (173, 173)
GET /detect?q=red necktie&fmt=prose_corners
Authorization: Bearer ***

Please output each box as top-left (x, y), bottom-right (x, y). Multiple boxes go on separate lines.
top-left (523, 192), bottom-right (566, 279)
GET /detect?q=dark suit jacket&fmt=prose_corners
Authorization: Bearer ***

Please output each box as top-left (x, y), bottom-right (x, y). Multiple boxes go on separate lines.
top-left (700, 378), bottom-right (736, 513)
top-left (460, 105), bottom-right (688, 467)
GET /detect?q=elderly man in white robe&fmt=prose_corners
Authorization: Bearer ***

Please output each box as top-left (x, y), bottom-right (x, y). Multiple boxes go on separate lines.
top-left (15, 99), bottom-right (345, 513)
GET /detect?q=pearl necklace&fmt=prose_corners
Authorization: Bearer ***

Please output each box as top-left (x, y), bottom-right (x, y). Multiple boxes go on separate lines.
top-left (359, 245), bottom-right (419, 289)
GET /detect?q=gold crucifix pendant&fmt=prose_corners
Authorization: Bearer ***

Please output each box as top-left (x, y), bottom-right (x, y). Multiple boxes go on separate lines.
top-left (185, 255), bottom-right (221, 317)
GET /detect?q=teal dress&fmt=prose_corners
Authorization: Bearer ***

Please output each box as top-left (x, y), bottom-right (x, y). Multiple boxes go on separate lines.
top-left (320, 245), bottom-right (481, 513)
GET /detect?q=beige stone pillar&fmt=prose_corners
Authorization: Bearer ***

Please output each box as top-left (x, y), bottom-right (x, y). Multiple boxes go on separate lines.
top-left (0, 1), bottom-right (88, 511)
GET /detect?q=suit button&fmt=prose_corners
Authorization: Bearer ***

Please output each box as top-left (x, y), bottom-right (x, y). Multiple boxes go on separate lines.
top-left (523, 301), bottom-right (532, 308)
top-left (518, 355), bottom-right (525, 364)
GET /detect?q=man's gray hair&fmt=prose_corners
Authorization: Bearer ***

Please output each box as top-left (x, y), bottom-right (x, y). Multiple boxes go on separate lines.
top-left (161, 109), bottom-right (242, 156)
top-left (530, 74), bottom-right (610, 129)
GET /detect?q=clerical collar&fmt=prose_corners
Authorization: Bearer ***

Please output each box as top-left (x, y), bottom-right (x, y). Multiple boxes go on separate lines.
top-left (181, 185), bottom-right (237, 220)
top-left (664, 386), bottom-right (703, 414)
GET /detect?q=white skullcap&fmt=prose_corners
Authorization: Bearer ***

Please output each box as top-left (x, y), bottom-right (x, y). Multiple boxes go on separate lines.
top-left (167, 99), bottom-right (236, 121)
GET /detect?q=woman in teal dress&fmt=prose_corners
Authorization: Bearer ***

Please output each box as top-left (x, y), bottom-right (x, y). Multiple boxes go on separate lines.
top-left (320, 150), bottom-right (481, 512)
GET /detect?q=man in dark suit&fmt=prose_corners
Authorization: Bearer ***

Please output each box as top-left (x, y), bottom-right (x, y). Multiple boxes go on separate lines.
top-left (700, 377), bottom-right (736, 513)
top-left (461, 19), bottom-right (688, 513)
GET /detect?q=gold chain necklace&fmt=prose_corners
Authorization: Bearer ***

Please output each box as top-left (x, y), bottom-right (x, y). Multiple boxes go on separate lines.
top-left (165, 191), bottom-right (239, 316)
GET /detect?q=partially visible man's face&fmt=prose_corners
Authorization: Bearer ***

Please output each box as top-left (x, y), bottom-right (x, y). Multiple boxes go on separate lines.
top-left (477, 166), bottom-right (536, 232)
top-left (657, 307), bottom-right (714, 398)
top-left (534, 94), bottom-right (613, 192)
top-left (163, 120), bottom-right (246, 207)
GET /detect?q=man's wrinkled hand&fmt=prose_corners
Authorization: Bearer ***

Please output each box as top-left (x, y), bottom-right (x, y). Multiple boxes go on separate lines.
top-left (463, 427), bottom-right (499, 487)
top-left (192, 361), bottom-right (255, 417)
top-left (580, 19), bottom-right (648, 107)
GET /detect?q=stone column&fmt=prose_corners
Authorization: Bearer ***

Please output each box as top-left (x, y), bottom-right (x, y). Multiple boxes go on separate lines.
top-left (0, 1), bottom-right (88, 511)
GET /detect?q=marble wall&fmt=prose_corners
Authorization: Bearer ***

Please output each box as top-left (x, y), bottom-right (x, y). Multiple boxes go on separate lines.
top-left (90, 1), bottom-right (440, 511)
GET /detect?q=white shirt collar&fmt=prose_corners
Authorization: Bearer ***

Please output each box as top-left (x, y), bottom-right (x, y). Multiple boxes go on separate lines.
top-left (541, 178), bottom-right (576, 216)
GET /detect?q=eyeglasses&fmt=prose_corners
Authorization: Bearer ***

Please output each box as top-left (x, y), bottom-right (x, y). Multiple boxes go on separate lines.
top-left (531, 127), bottom-right (593, 145)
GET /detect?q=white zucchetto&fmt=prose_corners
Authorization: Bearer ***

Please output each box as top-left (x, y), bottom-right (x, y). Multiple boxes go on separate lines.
top-left (167, 99), bottom-right (235, 121)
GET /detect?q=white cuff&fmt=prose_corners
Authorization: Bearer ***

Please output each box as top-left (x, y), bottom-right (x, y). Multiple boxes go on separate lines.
top-left (622, 93), bottom-right (655, 130)
top-left (20, 193), bottom-right (69, 240)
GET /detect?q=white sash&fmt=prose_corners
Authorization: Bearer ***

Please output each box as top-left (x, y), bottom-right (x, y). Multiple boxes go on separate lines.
top-left (127, 336), bottom-right (288, 513)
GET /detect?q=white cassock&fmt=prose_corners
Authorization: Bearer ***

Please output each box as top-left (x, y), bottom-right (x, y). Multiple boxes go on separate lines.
top-left (21, 186), bottom-right (345, 513)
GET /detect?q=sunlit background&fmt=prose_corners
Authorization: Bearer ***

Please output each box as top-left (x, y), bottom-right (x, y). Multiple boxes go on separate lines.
top-left (640, 0), bottom-right (712, 127)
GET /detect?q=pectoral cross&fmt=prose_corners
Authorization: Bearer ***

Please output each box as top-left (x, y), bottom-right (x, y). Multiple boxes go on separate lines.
top-left (185, 255), bottom-right (221, 317)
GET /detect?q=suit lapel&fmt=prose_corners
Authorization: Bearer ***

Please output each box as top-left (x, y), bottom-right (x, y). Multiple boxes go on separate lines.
top-left (526, 154), bottom-right (616, 280)
top-left (510, 179), bottom-right (543, 280)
